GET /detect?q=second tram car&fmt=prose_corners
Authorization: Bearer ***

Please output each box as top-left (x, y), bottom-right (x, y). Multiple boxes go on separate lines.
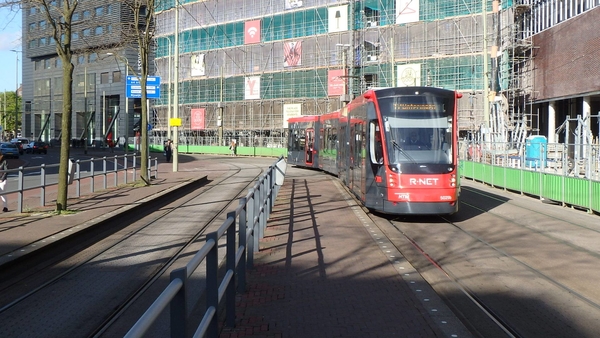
top-left (287, 87), bottom-right (462, 215)
top-left (287, 115), bottom-right (320, 168)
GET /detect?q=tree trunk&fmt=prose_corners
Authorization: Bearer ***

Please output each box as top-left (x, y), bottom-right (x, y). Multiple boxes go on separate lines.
top-left (56, 60), bottom-right (74, 212)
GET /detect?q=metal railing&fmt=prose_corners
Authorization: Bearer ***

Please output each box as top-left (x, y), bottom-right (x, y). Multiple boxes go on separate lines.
top-left (149, 135), bottom-right (287, 149)
top-left (460, 140), bottom-right (600, 180)
top-left (0, 154), bottom-right (159, 213)
top-left (125, 156), bottom-right (287, 338)
top-left (459, 140), bottom-right (600, 214)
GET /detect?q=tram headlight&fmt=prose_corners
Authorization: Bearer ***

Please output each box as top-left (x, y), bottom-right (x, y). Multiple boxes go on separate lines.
top-left (388, 173), bottom-right (396, 187)
top-left (449, 174), bottom-right (457, 187)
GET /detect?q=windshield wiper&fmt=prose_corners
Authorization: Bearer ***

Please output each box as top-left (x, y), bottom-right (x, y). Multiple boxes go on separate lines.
top-left (392, 140), bottom-right (416, 164)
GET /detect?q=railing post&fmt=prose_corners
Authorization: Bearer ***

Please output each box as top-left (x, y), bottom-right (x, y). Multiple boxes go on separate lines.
top-left (17, 166), bottom-right (24, 213)
top-left (206, 232), bottom-right (219, 338)
top-left (147, 155), bottom-right (151, 180)
top-left (256, 182), bottom-right (264, 241)
top-left (124, 154), bottom-right (129, 185)
top-left (40, 164), bottom-right (46, 207)
top-left (153, 158), bottom-right (159, 179)
top-left (254, 186), bottom-right (261, 252)
top-left (114, 156), bottom-right (118, 187)
top-left (238, 197), bottom-right (248, 288)
top-left (133, 155), bottom-right (137, 181)
top-left (539, 144), bottom-right (545, 200)
top-left (267, 169), bottom-right (273, 218)
top-left (170, 267), bottom-right (187, 338)
top-left (103, 157), bottom-right (108, 190)
top-left (248, 188), bottom-right (257, 257)
top-left (76, 160), bottom-right (81, 198)
top-left (588, 144), bottom-right (593, 213)
top-left (90, 159), bottom-right (95, 194)
top-left (260, 177), bottom-right (266, 237)
top-left (226, 211), bottom-right (236, 328)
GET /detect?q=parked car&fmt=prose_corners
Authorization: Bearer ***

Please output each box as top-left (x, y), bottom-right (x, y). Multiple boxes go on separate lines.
top-left (0, 142), bottom-right (20, 159)
top-left (10, 138), bottom-right (29, 155)
top-left (26, 141), bottom-right (48, 154)
top-left (10, 141), bottom-right (24, 155)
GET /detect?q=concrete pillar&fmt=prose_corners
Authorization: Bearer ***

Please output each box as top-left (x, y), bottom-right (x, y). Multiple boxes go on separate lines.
top-left (548, 101), bottom-right (556, 143)
top-left (583, 96), bottom-right (591, 140)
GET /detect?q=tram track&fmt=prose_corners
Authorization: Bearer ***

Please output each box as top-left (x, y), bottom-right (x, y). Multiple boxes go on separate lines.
top-left (397, 226), bottom-right (521, 338)
top-left (0, 160), bottom-right (268, 337)
top-left (365, 182), bottom-right (600, 337)
top-left (461, 184), bottom-right (600, 236)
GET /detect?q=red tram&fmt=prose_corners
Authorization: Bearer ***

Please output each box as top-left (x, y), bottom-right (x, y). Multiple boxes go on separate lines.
top-left (287, 87), bottom-right (462, 215)
top-left (287, 115), bottom-right (320, 168)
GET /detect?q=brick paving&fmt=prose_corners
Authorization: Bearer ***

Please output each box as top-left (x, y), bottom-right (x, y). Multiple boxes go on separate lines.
top-left (220, 171), bottom-right (459, 338)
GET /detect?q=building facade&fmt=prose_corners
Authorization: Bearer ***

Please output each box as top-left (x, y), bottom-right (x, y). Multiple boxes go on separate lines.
top-left (21, 2), bottom-right (146, 146)
top-left (21, 0), bottom-right (600, 151)
top-left (152, 0), bottom-right (495, 148)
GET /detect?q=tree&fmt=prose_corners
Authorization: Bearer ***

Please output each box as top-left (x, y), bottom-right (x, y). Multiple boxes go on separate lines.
top-left (39, 0), bottom-right (78, 212)
top-left (1, 91), bottom-right (21, 138)
top-left (0, 0), bottom-right (79, 212)
top-left (118, 0), bottom-right (158, 185)
top-left (2, 0), bottom-right (158, 211)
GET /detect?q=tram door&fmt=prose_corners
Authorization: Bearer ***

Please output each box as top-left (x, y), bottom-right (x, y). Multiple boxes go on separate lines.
top-left (305, 129), bottom-right (315, 166)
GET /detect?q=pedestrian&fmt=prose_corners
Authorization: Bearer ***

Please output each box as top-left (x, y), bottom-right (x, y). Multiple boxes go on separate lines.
top-left (164, 139), bottom-right (173, 162)
top-left (118, 136), bottom-right (126, 150)
top-left (135, 131), bottom-right (141, 152)
top-left (229, 140), bottom-right (237, 156)
top-left (0, 154), bottom-right (8, 212)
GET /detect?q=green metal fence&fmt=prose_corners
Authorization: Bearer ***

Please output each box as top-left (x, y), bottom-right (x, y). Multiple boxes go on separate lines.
top-left (460, 160), bottom-right (600, 214)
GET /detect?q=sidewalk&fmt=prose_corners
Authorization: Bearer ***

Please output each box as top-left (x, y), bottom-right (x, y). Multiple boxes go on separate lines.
top-left (0, 153), bottom-right (203, 268)
top-left (221, 168), bottom-right (472, 337)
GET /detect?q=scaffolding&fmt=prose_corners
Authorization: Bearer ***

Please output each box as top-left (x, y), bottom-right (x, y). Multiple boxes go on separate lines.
top-left (151, 0), bottom-right (537, 148)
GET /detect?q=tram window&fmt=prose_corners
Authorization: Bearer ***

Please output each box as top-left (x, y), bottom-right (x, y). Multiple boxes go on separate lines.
top-left (291, 130), bottom-right (305, 151)
top-left (369, 121), bottom-right (383, 164)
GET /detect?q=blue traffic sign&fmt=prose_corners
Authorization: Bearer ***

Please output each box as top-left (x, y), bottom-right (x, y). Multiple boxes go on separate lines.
top-left (126, 75), bottom-right (161, 99)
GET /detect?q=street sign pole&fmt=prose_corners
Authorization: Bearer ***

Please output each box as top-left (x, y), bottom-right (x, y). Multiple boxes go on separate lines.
top-left (126, 76), bottom-right (160, 168)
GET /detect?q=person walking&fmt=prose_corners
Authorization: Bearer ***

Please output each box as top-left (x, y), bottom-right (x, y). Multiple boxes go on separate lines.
top-left (229, 140), bottom-right (237, 156)
top-left (0, 154), bottom-right (8, 212)
top-left (164, 139), bottom-right (173, 162)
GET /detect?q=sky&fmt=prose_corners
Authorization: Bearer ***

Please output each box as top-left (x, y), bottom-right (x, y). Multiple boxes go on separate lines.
top-left (0, 6), bottom-right (22, 93)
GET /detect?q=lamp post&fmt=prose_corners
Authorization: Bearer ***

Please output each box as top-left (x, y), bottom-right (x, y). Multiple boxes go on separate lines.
top-left (84, 67), bottom-right (88, 154)
top-left (173, 2), bottom-right (179, 172)
top-left (482, 0), bottom-right (490, 130)
top-left (11, 49), bottom-right (21, 139)
top-left (165, 37), bottom-right (172, 141)
top-left (108, 53), bottom-right (130, 153)
top-left (1, 92), bottom-right (6, 139)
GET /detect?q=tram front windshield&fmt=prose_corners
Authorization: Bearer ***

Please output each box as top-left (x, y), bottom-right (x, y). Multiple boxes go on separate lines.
top-left (378, 96), bottom-right (454, 169)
